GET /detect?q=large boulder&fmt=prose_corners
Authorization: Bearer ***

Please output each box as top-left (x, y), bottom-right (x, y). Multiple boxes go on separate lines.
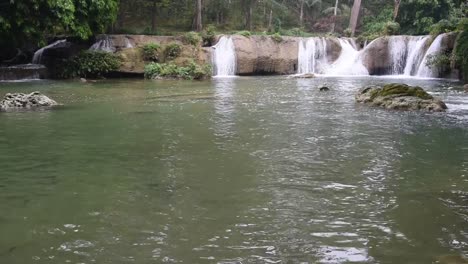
top-left (232, 35), bottom-right (300, 75)
top-left (360, 37), bottom-right (392, 75)
top-left (355, 83), bottom-right (447, 112)
top-left (0, 92), bottom-right (58, 111)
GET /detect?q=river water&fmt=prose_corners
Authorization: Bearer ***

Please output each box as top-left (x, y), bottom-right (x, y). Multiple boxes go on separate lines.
top-left (0, 77), bottom-right (467, 263)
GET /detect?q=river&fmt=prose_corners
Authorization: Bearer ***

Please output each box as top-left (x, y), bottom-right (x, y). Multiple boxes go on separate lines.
top-left (0, 76), bottom-right (467, 263)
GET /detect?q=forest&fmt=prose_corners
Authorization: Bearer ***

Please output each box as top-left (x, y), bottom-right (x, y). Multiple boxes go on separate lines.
top-left (1, 0), bottom-right (467, 51)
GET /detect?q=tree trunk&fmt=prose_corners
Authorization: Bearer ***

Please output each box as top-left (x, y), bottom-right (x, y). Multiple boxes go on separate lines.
top-left (193, 0), bottom-right (203, 32)
top-left (331, 0), bottom-right (339, 33)
top-left (299, 0), bottom-right (304, 27)
top-left (348, 0), bottom-right (362, 37)
top-left (393, 0), bottom-right (401, 21)
top-left (268, 8), bottom-right (273, 32)
top-left (151, 0), bottom-right (157, 33)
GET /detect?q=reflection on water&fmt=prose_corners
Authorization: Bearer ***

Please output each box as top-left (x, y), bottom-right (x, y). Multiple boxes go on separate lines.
top-left (0, 77), bottom-right (467, 263)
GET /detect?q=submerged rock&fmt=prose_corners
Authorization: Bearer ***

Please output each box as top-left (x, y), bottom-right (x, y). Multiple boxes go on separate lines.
top-left (289, 73), bottom-right (316, 79)
top-left (464, 84), bottom-right (468, 92)
top-left (319, 86), bottom-right (330, 91)
top-left (355, 83), bottom-right (447, 112)
top-left (0, 92), bottom-right (58, 111)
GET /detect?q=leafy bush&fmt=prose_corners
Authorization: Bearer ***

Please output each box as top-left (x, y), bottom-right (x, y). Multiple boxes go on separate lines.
top-left (454, 21), bottom-right (468, 82)
top-left (60, 51), bottom-right (121, 78)
top-left (184, 31), bottom-right (202, 46)
top-left (164, 43), bottom-right (182, 61)
top-left (141, 42), bottom-right (161, 61)
top-left (383, 21), bottom-right (400, 35)
top-left (361, 7), bottom-right (393, 39)
top-left (236, 31), bottom-right (251, 37)
top-left (290, 27), bottom-right (306, 37)
top-left (201, 25), bottom-right (216, 46)
top-left (144, 61), bottom-right (212, 80)
top-left (430, 19), bottom-right (457, 35)
top-left (426, 52), bottom-right (451, 73)
top-left (271, 32), bottom-right (283, 42)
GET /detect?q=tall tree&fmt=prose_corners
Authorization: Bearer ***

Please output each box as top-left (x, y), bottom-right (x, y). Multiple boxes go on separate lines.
top-left (393, 0), bottom-right (401, 20)
top-left (331, 0), bottom-right (339, 32)
top-left (348, 0), bottom-right (362, 36)
top-left (193, 0), bottom-right (203, 31)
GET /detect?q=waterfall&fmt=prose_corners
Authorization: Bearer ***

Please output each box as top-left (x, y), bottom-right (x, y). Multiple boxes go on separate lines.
top-left (89, 35), bottom-right (115, 52)
top-left (416, 34), bottom-right (445, 77)
top-left (325, 39), bottom-right (369, 75)
top-left (297, 38), bottom-right (329, 74)
top-left (212, 36), bottom-right (237, 76)
top-left (124, 37), bottom-right (134, 48)
top-left (32, 40), bottom-right (67, 64)
top-left (403, 36), bottom-right (430, 76)
top-left (388, 36), bottom-right (408, 75)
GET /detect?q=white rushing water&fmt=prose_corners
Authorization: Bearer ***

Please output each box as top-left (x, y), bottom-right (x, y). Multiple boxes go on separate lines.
top-left (298, 38), bottom-right (328, 74)
top-left (403, 36), bottom-right (431, 76)
top-left (212, 36), bottom-right (237, 77)
top-left (388, 36), bottom-right (408, 75)
top-left (325, 39), bottom-right (369, 75)
top-left (416, 34), bottom-right (446, 77)
top-left (32, 40), bottom-right (67, 64)
top-left (297, 34), bottom-right (447, 78)
top-left (89, 35), bottom-right (116, 52)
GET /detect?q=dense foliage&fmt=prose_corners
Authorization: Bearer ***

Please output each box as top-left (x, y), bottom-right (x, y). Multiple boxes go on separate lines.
top-left (59, 51), bottom-right (121, 78)
top-left (141, 43), bottom-right (161, 61)
top-left (0, 0), bottom-right (118, 57)
top-left (144, 61), bottom-right (212, 80)
top-left (115, 0), bottom-right (466, 40)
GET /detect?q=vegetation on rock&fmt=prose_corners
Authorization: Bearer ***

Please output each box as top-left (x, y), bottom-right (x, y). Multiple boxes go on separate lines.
top-left (164, 43), bottom-right (182, 61)
top-left (59, 51), bottom-right (121, 78)
top-left (141, 43), bottom-right (161, 62)
top-left (144, 61), bottom-right (211, 80)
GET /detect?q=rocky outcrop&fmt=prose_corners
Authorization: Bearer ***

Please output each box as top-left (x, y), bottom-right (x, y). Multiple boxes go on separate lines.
top-left (97, 35), bottom-right (211, 75)
top-left (0, 64), bottom-right (47, 80)
top-left (232, 35), bottom-right (299, 75)
top-left (355, 83), bottom-right (447, 112)
top-left (360, 37), bottom-right (392, 75)
top-left (0, 92), bottom-right (58, 111)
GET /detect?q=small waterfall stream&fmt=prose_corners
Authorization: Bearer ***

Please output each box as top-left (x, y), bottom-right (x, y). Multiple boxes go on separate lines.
top-left (388, 36), bottom-right (408, 75)
top-left (326, 39), bottom-right (368, 75)
top-left (32, 40), bottom-right (67, 64)
top-left (89, 35), bottom-right (116, 52)
top-left (403, 36), bottom-right (431, 76)
top-left (416, 34), bottom-right (445, 77)
top-left (298, 38), bottom-right (328, 74)
top-left (212, 36), bottom-right (237, 77)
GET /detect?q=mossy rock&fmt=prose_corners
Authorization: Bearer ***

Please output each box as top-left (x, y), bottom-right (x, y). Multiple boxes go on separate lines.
top-left (356, 83), bottom-right (447, 112)
top-left (377, 83), bottom-right (434, 100)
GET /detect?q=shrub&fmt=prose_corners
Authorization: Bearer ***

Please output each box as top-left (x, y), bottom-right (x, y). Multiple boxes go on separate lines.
top-left (144, 61), bottom-right (212, 80)
top-left (454, 21), bottom-right (468, 82)
top-left (236, 30), bottom-right (251, 37)
top-left (430, 19), bottom-right (457, 36)
top-left (271, 32), bottom-right (283, 42)
top-left (164, 43), bottom-right (182, 61)
top-left (426, 52), bottom-right (452, 75)
top-left (290, 27), bottom-right (306, 37)
top-left (141, 42), bottom-right (161, 61)
top-left (184, 31), bottom-right (202, 46)
top-left (383, 21), bottom-right (400, 35)
top-left (60, 51), bottom-right (121, 78)
top-left (201, 25), bottom-right (216, 46)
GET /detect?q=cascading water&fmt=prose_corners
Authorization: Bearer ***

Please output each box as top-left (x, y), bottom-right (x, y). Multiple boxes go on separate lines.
top-left (212, 36), bottom-right (237, 77)
top-left (416, 34), bottom-right (446, 77)
top-left (32, 40), bottom-right (67, 64)
top-left (388, 36), bottom-right (408, 75)
top-left (89, 35), bottom-right (116, 52)
top-left (296, 34), bottom-right (446, 77)
top-left (325, 39), bottom-right (369, 75)
top-left (124, 37), bottom-right (134, 48)
top-left (298, 38), bottom-right (328, 74)
top-left (403, 36), bottom-right (430, 76)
